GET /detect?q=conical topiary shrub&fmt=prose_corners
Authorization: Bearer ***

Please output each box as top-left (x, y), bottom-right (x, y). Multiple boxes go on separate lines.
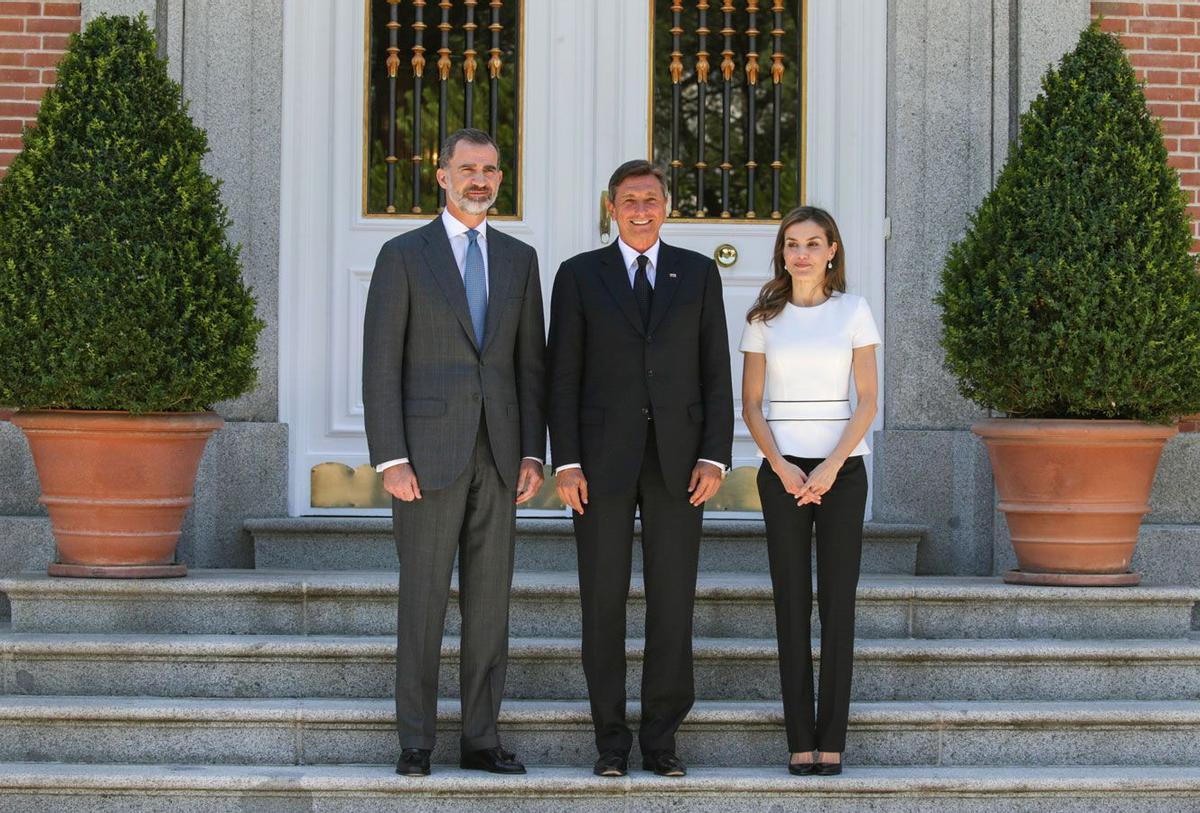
top-left (936, 22), bottom-right (1200, 586)
top-left (0, 15), bottom-right (264, 578)
top-left (936, 21), bottom-right (1200, 424)
top-left (0, 14), bottom-right (262, 413)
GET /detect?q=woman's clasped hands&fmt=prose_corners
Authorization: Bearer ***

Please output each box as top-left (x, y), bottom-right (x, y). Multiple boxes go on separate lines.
top-left (773, 457), bottom-right (843, 506)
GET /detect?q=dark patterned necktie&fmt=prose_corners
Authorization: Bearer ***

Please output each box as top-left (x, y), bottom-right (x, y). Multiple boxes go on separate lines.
top-left (634, 254), bottom-right (652, 328)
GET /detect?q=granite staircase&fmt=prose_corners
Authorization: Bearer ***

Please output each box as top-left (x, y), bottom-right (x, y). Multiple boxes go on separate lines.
top-left (0, 517), bottom-right (1199, 811)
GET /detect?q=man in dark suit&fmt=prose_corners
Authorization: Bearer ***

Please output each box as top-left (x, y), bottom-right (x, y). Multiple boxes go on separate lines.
top-left (546, 160), bottom-right (734, 778)
top-left (362, 128), bottom-right (545, 777)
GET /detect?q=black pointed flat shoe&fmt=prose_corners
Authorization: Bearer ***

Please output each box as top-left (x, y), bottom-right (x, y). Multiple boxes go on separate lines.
top-left (814, 760), bottom-right (843, 776)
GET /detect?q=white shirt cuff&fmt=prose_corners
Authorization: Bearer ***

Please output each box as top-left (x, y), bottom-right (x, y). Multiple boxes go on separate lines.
top-left (554, 463), bottom-right (582, 474)
top-left (522, 457), bottom-right (544, 465)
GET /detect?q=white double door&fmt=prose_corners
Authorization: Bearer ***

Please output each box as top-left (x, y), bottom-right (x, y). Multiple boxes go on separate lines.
top-left (280, 0), bottom-right (886, 516)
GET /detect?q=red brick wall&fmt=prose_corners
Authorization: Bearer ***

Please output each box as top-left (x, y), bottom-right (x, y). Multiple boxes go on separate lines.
top-left (1094, 2), bottom-right (1200, 253)
top-left (0, 1), bottom-right (80, 176)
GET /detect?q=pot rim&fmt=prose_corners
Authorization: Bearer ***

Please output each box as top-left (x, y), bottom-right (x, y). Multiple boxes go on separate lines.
top-left (11, 409), bottom-right (224, 432)
top-left (972, 418), bottom-right (1177, 442)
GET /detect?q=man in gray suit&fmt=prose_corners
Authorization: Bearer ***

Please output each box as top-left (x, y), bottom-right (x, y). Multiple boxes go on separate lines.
top-left (362, 128), bottom-right (546, 777)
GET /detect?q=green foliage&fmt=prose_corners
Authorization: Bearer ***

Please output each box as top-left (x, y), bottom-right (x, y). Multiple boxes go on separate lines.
top-left (935, 22), bottom-right (1200, 423)
top-left (0, 15), bottom-right (263, 412)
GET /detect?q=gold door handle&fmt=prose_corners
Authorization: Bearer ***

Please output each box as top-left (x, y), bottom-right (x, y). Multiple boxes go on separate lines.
top-left (599, 190), bottom-right (611, 243)
top-left (714, 243), bottom-right (738, 268)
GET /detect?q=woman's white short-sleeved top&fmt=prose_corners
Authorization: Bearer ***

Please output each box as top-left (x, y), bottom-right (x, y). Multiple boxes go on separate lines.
top-left (739, 292), bottom-right (881, 459)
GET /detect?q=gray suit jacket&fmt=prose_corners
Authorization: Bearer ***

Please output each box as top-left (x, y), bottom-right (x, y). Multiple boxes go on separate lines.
top-left (362, 218), bottom-right (546, 491)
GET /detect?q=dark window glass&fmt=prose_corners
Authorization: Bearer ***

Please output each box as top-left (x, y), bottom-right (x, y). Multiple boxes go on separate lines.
top-left (652, 0), bottom-right (803, 219)
top-left (365, 0), bottom-right (521, 216)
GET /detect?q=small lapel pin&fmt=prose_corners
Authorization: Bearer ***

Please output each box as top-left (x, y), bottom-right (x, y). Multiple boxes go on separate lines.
top-left (669, 272), bottom-right (677, 278)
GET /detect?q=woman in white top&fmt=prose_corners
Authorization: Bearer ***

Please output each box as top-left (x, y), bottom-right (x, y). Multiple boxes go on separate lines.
top-left (739, 206), bottom-right (881, 777)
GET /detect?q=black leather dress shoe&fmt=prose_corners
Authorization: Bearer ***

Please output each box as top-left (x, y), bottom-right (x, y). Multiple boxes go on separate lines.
top-left (593, 751), bottom-right (629, 777)
top-left (395, 748), bottom-right (431, 776)
top-left (641, 750), bottom-right (686, 777)
top-left (460, 746), bottom-right (527, 774)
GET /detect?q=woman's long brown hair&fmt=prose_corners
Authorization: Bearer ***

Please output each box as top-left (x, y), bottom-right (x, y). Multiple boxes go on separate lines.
top-left (746, 206), bottom-right (847, 323)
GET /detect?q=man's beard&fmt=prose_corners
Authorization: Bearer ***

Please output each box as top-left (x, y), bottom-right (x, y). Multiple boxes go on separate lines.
top-left (450, 185), bottom-right (497, 215)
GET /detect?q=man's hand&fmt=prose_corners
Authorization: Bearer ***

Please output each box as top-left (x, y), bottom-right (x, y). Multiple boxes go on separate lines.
top-left (383, 463), bottom-right (423, 502)
top-left (555, 467), bottom-right (589, 515)
top-left (687, 460), bottom-right (724, 507)
top-left (515, 459), bottom-right (545, 505)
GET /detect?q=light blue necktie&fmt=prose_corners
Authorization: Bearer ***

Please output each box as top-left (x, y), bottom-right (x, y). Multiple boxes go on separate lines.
top-left (464, 228), bottom-right (487, 345)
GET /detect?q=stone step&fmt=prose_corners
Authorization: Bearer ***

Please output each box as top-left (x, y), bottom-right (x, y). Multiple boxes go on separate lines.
top-left (4, 632), bottom-right (1200, 702)
top-left (247, 517), bottom-right (925, 575)
top-left (3, 571), bottom-right (1196, 640)
top-left (0, 516), bottom-right (52, 620)
top-left (1, 695), bottom-right (1198, 768)
top-left (1, 763), bottom-right (1200, 812)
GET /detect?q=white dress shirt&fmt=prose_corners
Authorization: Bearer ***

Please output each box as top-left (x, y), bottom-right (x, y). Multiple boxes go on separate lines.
top-left (617, 236), bottom-right (659, 289)
top-left (376, 210), bottom-right (542, 473)
top-left (441, 208), bottom-right (489, 295)
top-left (555, 237), bottom-right (726, 478)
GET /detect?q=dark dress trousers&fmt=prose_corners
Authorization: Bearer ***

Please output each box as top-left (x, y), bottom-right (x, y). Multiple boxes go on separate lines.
top-left (758, 454), bottom-right (868, 753)
top-left (362, 217), bottom-right (545, 752)
top-left (546, 241), bottom-right (733, 755)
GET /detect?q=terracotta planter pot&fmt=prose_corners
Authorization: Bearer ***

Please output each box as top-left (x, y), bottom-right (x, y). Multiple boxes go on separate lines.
top-left (11, 410), bottom-right (223, 578)
top-left (973, 419), bottom-right (1176, 586)
top-left (0, 407), bottom-right (13, 422)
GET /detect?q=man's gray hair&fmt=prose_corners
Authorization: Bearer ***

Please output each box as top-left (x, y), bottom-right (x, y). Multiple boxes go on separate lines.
top-left (439, 128), bottom-right (500, 168)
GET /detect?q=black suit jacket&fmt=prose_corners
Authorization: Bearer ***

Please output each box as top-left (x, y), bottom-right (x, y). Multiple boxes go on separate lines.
top-left (362, 218), bottom-right (546, 491)
top-left (546, 241), bottom-right (734, 497)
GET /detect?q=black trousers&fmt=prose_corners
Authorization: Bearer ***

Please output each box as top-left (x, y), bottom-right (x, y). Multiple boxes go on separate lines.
top-left (757, 454), bottom-right (867, 753)
top-left (573, 422), bottom-right (704, 755)
top-left (392, 415), bottom-right (517, 752)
